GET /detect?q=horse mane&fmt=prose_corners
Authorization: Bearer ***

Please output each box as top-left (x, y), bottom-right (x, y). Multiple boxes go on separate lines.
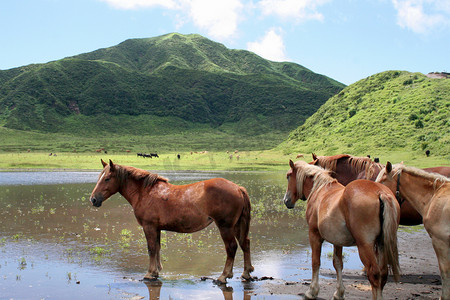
top-left (315, 154), bottom-right (350, 172)
top-left (316, 154), bottom-right (381, 179)
top-left (392, 164), bottom-right (449, 188)
top-left (294, 160), bottom-right (336, 201)
top-left (116, 165), bottom-right (168, 188)
top-left (348, 155), bottom-right (382, 179)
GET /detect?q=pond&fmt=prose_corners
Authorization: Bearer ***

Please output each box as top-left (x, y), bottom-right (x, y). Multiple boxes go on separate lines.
top-left (0, 170), bottom-right (363, 299)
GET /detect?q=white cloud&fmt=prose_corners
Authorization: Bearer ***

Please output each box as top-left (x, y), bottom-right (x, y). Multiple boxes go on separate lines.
top-left (182, 0), bottom-right (244, 39)
top-left (100, 0), bottom-right (244, 40)
top-left (247, 28), bottom-right (288, 62)
top-left (392, 0), bottom-right (450, 33)
top-left (99, 0), bottom-right (179, 10)
top-left (258, 0), bottom-right (330, 21)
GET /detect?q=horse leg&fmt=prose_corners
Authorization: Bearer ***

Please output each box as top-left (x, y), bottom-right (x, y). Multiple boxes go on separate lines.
top-left (357, 242), bottom-right (382, 300)
top-left (143, 226), bottom-right (160, 280)
top-left (156, 230), bottom-right (163, 272)
top-left (332, 245), bottom-right (345, 300)
top-left (234, 212), bottom-right (254, 280)
top-left (234, 227), bottom-right (253, 280)
top-left (430, 236), bottom-right (450, 300)
top-left (305, 230), bottom-right (323, 299)
top-left (217, 226), bottom-right (238, 284)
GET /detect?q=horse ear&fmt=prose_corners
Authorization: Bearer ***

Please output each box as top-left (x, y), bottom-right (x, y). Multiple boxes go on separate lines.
top-left (289, 159), bottom-right (295, 169)
top-left (109, 159), bottom-right (116, 172)
top-left (101, 159), bottom-right (107, 167)
top-left (312, 153), bottom-right (317, 160)
top-left (386, 161), bottom-right (392, 174)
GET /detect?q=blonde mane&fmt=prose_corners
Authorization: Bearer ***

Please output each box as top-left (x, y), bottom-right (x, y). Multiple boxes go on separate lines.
top-left (116, 165), bottom-right (168, 188)
top-left (294, 160), bottom-right (336, 201)
top-left (377, 163), bottom-right (449, 190)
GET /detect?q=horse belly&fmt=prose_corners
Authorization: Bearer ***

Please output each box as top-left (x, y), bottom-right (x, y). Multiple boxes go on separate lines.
top-left (162, 213), bottom-right (213, 233)
top-left (319, 216), bottom-right (355, 247)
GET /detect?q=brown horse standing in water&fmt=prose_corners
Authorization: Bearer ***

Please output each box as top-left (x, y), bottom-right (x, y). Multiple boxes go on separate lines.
top-left (376, 162), bottom-right (450, 300)
top-left (284, 160), bottom-right (400, 300)
top-left (89, 160), bottom-right (254, 283)
top-left (311, 153), bottom-right (450, 226)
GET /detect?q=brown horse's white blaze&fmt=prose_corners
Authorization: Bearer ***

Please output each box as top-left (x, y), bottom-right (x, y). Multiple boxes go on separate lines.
top-left (376, 162), bottom-right (450, 300)
top-left (89, 159), bottom-right (254, 283)
top-left (284, 160), bottom-right (400, 300)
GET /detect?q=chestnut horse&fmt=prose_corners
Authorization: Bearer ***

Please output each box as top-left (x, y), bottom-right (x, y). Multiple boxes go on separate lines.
top-left (311, 153), bottom-right (450, 225)
top-left (283, 160), bottom-right (400, 300)
top-left (376, 162), bottom-right (450, 300)
top-left (89, 160), bottom-right (254, 283)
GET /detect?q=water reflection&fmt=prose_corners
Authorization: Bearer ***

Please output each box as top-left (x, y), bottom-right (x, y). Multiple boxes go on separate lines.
top-left (0, 170), bottom-right (362, 299)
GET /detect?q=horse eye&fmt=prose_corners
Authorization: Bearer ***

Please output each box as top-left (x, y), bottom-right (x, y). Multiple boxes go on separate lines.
top-left (287, 175), bottom-right (290, 180)
top-left (104, 178), bottom-right (110, 182)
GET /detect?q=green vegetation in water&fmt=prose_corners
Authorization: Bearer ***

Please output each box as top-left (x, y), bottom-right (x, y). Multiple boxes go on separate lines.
top-left (89, 246), bottom-right (111, 256)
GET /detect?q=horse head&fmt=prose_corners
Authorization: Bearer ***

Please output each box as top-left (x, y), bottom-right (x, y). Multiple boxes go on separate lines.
top-left (90, 159), bottom-right (121, 207)
top-left (283, 160), bottom-right (306, 209)
top-left (375, 161), bottom-right (397, 190)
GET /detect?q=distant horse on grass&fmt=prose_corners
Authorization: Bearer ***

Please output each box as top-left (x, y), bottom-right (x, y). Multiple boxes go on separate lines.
top-left (311, 153), bottom-right (450, 225)
top-left (283, 160), bottom-right (400, 300)
top-left (376, 162), bottom-right (450, 300)
top-left (89, 160), bottom-right (254, 283)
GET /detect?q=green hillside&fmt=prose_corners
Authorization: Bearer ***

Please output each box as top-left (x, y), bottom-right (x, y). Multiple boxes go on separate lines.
top-left (0, 33), bottom-right (344, 152)
top-left (283, 71), bottom-right (450, 157)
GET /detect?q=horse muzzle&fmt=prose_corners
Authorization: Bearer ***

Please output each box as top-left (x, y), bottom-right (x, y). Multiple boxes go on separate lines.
top-left (283, 193), bottom-right (295, 209)
top-left (90, 196), bottom-right (103, 208)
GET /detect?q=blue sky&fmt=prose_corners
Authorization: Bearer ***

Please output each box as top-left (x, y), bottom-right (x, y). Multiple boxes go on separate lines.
top-left (1, 0), bottom-right (449, 85)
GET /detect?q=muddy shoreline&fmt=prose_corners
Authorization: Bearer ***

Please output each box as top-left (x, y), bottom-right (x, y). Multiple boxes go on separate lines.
top-left (253, 226), bottom-right (442, 299)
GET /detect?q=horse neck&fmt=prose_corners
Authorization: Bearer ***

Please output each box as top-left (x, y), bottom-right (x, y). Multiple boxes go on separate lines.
top-left (335, 161), bottom-right (359, 185)
top-left (399, 171), bottom-right (437, 215)
top-left (118, 176), bottom-right (146, 208)
top-left (303, 175), bottom-right (341, 202)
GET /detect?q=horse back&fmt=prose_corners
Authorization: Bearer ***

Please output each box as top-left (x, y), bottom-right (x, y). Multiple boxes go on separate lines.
top-left (423, 166), bottom-right (450, 177)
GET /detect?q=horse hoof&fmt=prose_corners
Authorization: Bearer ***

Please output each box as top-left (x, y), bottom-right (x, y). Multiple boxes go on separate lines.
top-left (241, 271), bottom-right (254, 281)
top-left (143, 272), bottom-right (159, 281)
top-left (304, 291), bottom-right (317, 300)
top-left (213, 278), bottom-right (227, 285)
top-left (241, 275), bottom-right (254, 282)
top-left (143, 277), bottom-right (159, 282)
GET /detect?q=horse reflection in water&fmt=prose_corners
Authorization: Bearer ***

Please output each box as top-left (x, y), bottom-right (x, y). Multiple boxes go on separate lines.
top-left (89, 160), bottom-right (254, 284)
top-left (283, 160), bottom-right (400, 300)
top-left (143, 279), bottom-right (252, 300)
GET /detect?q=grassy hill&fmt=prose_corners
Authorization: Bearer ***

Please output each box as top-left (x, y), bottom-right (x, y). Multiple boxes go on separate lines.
top-left (0, 33), bottom-right (344, 152)
top-left (282, 71), bottom-right (450, 158)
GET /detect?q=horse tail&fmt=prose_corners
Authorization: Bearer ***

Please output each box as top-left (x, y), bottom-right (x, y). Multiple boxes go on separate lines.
top-left (378, 193), bottom-right (401, 282)
top-left (236, 186), bottom-right (251, 246)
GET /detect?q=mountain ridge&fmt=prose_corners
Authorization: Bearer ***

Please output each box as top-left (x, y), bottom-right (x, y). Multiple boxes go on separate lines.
top-left (0, 33), bottom-right (344, 141)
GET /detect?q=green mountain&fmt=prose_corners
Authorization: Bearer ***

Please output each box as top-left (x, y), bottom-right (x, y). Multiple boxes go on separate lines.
top-left (283, 71), bottom-right (450, 156)
top-left (0, 33), bottom-right (344, 151)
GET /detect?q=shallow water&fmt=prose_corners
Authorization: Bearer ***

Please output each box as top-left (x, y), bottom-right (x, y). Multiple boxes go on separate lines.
top-left (0, 171), bottom-right (362, 299)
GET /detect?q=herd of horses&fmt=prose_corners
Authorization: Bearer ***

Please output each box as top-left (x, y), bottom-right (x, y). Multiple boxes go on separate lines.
top-left (89, 154), bottom-right (449, 300)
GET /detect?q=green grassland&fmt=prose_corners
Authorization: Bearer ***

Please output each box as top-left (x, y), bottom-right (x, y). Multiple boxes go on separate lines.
top-left (0, 124), bottom-right (286, 153)
top-left (282, 71), bottom-right (450, 159)
top-left (0, 149), bottom-right (447, 172)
